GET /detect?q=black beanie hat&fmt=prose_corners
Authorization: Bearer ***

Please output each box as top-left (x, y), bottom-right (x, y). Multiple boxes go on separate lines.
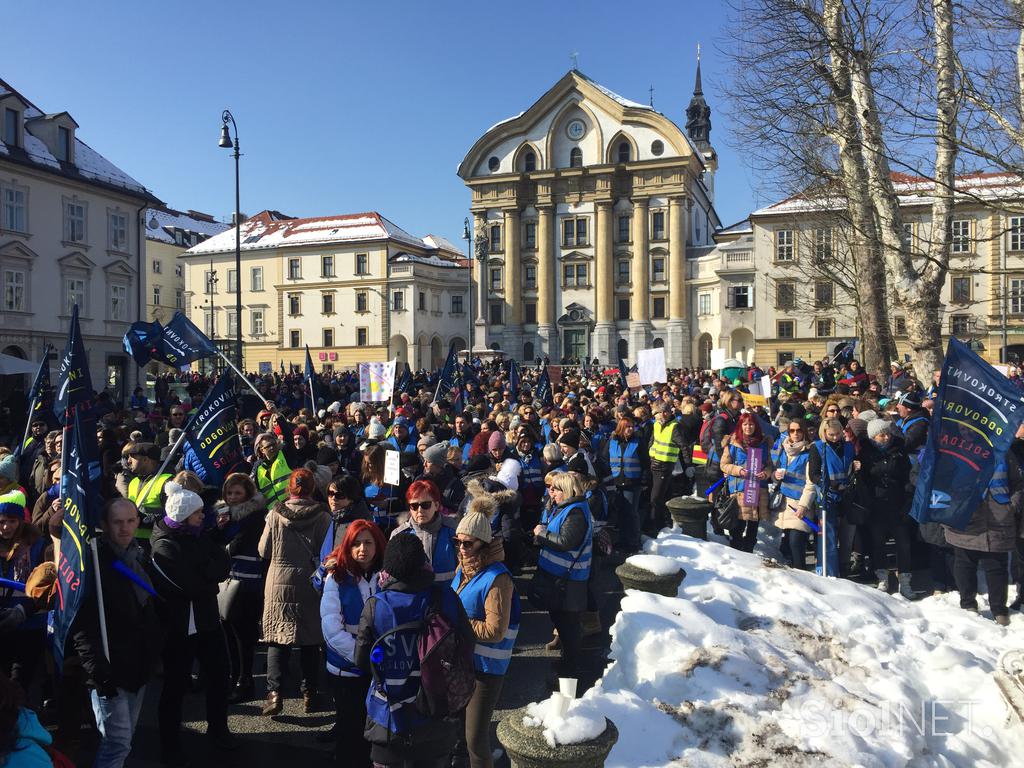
top-left (316, 446), bottom-right (338, 465)
top-left (559, 430), bottom-right (581, 450)
top-left (383, 534), bottom-right (428, 583)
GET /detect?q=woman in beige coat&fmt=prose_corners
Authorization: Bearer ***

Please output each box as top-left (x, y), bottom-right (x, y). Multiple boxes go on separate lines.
top-left (258, 468), bottom-right (330, 715)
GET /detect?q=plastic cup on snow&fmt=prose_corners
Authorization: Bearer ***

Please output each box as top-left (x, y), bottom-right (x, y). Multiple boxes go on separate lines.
top-left (558, 677), bottom-right (578, 699)
top-left (549, 691), bottom-right (570, 719)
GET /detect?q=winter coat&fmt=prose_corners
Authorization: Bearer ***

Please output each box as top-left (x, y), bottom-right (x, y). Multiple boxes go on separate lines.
top-left (454, 538), bottom-right (514, 644)
top-left (149, 518), bottom-right (231, 637)
top-left (71, 539), bottom-right (163, 693)
top-left (2, 709), bottom-right (52, 768)
top-left (532, 496), bottom-right (590, 612)
top-left (258, 496), bottom-right (330, 645)
top-left (857, 441), bottom-right (912, 519)
top-left (459, 476), bottom-right (519, 542)
top-left (773, 439), bottom-right (812, 533)
top-left (943, 452), bottom-right (1022, 553)
top-left (720, 437), bottom-right (775, 522)
top-left (320, 568), bottom-right (378, 676)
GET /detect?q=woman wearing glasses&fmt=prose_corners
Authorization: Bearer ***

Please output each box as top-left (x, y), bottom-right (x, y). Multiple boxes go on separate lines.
top-left (391, 479), bottom-right (459, 587)
top-left (772, 419), bottom-right (813, 569)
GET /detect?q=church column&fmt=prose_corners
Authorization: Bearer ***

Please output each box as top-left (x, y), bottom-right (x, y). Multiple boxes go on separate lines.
top-left (502, 207), bottom-right (523, 358)
top-left (629, 198), bottom-right (651, 357)
top-left (473, 212), bottom-right (488, 350)
top-left (592, 199), bottom-right (617, 365)
top-left (666, 196), bottom-right (691, 367)
top-left (536, 206), bottom-right (556, 359)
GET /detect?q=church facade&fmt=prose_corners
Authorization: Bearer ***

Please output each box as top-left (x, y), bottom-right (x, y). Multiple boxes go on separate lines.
top-left (458, 67), bottom-right (720, 367)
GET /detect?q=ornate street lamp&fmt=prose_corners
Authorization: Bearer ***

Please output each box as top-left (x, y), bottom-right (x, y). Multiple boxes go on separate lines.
top-left (219, 110), bottom-right (242, 371)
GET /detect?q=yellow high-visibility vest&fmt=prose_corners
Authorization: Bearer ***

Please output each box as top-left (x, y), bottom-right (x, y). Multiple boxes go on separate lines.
top-left (256, 451), bottom-right (292, 507)
top-left (649, 421), bottom-right (681, 464)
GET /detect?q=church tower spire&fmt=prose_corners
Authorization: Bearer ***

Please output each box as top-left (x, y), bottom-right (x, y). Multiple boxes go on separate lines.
top-left (685, 44), bottom-right (712, 152)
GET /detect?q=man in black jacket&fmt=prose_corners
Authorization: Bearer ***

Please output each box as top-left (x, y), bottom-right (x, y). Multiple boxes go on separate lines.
top-left (71, 498), bottom-right (163, 768)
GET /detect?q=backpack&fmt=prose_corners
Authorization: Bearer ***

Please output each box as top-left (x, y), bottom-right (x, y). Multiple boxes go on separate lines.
top-left (699, 412), bottom-right (725, 455)
top-left (370, 587), bottom-right (475, 724)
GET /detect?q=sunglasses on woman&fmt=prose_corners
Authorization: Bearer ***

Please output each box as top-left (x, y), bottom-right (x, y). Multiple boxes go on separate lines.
top-left (788, 428), bottom-right (803, 434)
top-left (407, 500), bottom-right (434, 511)
top-left (454, 539), bottom-right (477, 550)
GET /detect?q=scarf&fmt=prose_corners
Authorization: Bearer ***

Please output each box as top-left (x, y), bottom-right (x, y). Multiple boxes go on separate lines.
top-left (162, 516), bottom-right (202, 537)
top-left (109, 540), bottom-right (156, 604)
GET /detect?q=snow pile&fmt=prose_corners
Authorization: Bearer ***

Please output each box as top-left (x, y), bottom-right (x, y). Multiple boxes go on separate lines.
top-left (625, 554), bottom-right (682, 576)
top-left (582, 532), bottom-right (1024, 767)
top-left (524, 693), bottom-right (607, 747)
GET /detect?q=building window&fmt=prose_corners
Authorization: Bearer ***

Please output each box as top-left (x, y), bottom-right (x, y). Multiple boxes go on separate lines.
top-left (652, 296), bottom-right (666, 319)
top-left (418, 291), bottom-right (426, 311)
top-left (251, 309), bottom-right (264, 336)
top-left (617, 141), bottom-right (631, 163)
top-left (109, 212), bottom-right (128, 251)
top-left (356, 327), bottom-right (368, 346)
top-left (902, 222), bottom-right (914, 250)
top-left (524, 222), bottom-right (536, 248)
top-left (227, 269), bottom-right (237, 293)
top-left (3, 109), bottom-right (18, 146)
top-left (617, 215), bottom-right (630, 243)
top-left (288, 293), bottom-right (300, 315)
top-left (1010, 278), bottom-right (1024, 314)
top-left (893, 316), bottom-right (906, 336)
top-left (727, 285), bottom-right (753, 309)
top-left (175, 290), bottom-right (183, 309)
top-left (698, 292), bottom-right (712, 316)
top-left (322, 292), bottom-right (335, 314)
top-left (2, 186), bottom-right (26, 233)
top-left (651, 139), bottom-right (664, 156)
top-left (322, 255), bottom-right (335, 277)
top-left (490, 267), bottom-right (502, 290)
top-left (950, 314), bottom-right (970, 336)
top-left (562, 217), bottom-right (588, 247)
top-left (203, 310), bottom-right (213, 336)
top-left (204, 269), bottom-right (218, 293)
top-left (524, 341), bottom-right (535, 360)
top-left (569, 147), bottom-right (583, 168)
top-left (288, 257), bottom-right (301, 279)
top-left (355, 253), bottom-right (369, 275)
top-left (490, 224), bottom-right (502, 252)
top-left (356, 291), bottom-right (368, 312)
top-left (523, 264), bottom-right (537, 289)
top-left (152, 286), bottom-right (161, 305)
top-left (524, 302), bottom-right (537, 324)
top-left (951, 275), bottom-right (971, 304)
top-left (616, 298), bottom-right (630, 321)
top-left (226, 311), bottom-right (238, 337)
top-left (110, 284), bottom-right (127, 321)
top-left (813, 228), bottom-right (832, 263)
top-left (776, 281), bottom-right (796, 309)
top-left (451, 294), bottom-right (464, 314)
top-left (152, 259), bottom-right (162, 274)
top-left (66, 278), bottom-right (85, 314)
top-left (251, 266), bottom-right (263, 291)
top-left (392, 290), bottom-right (405, 311)
top-left (778, 320), bottom-right (795, 339)
top-left (290, 330), bottom-right (301, 348)
top-left (2, 269), bottom-right (25, 311)
top-left (64, 200), bottom-right (86, 242)
top-left (57, 126), bottom-right (71, 162)
top-left (814, 280), bottom-right (834, 307)
top-left (489, 302), bottom-right (503, 325)
top-left (951, 219), bottom-right (971, 253)
top-left (175, 264), bottom-right (183, 277)
top-left (323, 328), bottom-right (334, 347)
top-left (562, 263), bottom-right (588, 287)
top-left (815, 318), bottom-right (833, 337)
top-left (524, 151), bottom-right (536, 172)
top-left (616, 259), bottom-right (630, 285)
top-left (775, 229), bottom-right (795, 262)
top-left (652, 211), bottom-right (666, 240)
top-left (1010, 217), bottom-right (1024, 252)
top-left (777, 351), bottom-right (795, 367)
top-left (651, 257), bottom-right (666, 282)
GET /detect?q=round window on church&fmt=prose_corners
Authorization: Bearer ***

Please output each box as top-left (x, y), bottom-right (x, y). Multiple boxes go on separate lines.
top-left (488, 156), bottom-right (500, 172)
top-left (651, 140), bottom-right (664, 157)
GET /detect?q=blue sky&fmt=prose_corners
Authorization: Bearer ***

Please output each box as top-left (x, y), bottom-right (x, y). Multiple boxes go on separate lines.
top-left (3, 0), bottom-right (764, 245)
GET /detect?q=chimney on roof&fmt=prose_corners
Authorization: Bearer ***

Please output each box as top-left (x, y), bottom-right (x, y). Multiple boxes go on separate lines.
top-left (231, 212), bottom-right (248, 226)
top-left (187, 210), bottom-right (216, 223)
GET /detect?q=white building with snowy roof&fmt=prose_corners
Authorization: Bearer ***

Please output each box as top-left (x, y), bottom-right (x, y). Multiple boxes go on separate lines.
top-left (179, 210), bottom-right (468, 373)
top-left (0, 77), bottom-right (160, 404)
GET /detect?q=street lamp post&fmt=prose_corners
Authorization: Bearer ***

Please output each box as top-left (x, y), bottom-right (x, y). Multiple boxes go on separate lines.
top-left (218, 110), bottom-right (242, 372)
top-left (206, 260), bottom-right (218, 376)
top-left (463, 218), bottom-right (471, 355)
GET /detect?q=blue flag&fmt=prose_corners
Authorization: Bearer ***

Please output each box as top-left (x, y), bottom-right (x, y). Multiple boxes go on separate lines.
top-left (393, 364), bottom-right (412, 405)
top-left (508, 359), bottom-right (521, 403)
top-left (304, 346), bottom-right (321, 414)
top-left (618, 358), bottom-right (630, 391)
top-left (53, 408), bottom-right (102, 671)
top-left (54, 305), bottom-right (95, 424)
top-left (910, 338), bottom-right (1024, 529)
top-left (122, 320), bottom-right (165, 367)
top-left (19, 346), bottom-right (51, 453)
top-left (159, 312), bottom-right (218, 370)
top-left (535, 366), bottom-right (553, 407)
top-left (183, 374), bottom-right (244, 487)
top-left (434, 344), bottom-right (458, 403)
top-left (832, 339), bottom-right (858, 366)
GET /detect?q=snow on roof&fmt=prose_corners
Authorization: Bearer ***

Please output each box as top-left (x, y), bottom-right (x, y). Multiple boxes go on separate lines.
top-left (575, 70), bottom-right (653, 111)
top-left (0, 77), bottom-right (152, 197)
top-left (184, 210), bottom-right (427, 256)
top-left (146, 207), bottom-right (231, 244)
top-left (390, 251), bottom-right (466, 268)
top-left (718, 218), bottom-right (753, 235)
top-left (422, 234), bottom-right (464, 255)
top-left (754, 171), bottom-right (1024, 216)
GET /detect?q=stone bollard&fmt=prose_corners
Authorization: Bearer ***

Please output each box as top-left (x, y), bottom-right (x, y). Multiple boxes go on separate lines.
top-left (666, 496), bottom-right (711, 540)
top-left (497, 706), bottom-right (619, 768)
top-left (614, 554), bottom-right (686, 597)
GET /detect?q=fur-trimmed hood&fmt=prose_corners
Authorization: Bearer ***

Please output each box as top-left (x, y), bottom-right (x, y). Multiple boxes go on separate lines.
top-left (273, 496), bottom-right (325, 523)
top-left (464, 477), bottom-right (518, 509)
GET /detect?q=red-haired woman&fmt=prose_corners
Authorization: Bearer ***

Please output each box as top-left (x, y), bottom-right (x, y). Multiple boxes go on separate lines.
top-left (320, 519), bottom-right (385, 767)
top-left (390, 479), bottom-right (459, 587)
top-left (258, 468), bottom-right (330, 716)
top-left (720, 413), bottom-right (775, 552)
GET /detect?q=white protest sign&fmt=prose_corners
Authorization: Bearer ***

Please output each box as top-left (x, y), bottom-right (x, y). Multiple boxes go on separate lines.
top-left (359, 360), bottom-right (397, 402)
top-left (758, 376), bottom-right (772, 400)
top-left (383, 449), bottom-right (401, 486)
top-left (637, 347), bottom-right (668, 385)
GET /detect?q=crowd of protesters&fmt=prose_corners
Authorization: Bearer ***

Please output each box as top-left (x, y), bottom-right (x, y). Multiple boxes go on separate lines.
top-left (0, 351), bottom-right (1020, 767)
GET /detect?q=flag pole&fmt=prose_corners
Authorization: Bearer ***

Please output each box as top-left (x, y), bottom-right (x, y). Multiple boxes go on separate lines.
top-left (212, 347), bottom-right (265, 403)
top-left (133, 412), bottom-right (198, 506)
top-left (88, 538), bottom-right (110, 660)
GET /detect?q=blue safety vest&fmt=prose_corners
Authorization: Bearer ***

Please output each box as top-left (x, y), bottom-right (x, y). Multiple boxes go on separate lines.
top-left (400, 524), bottom-right (458, 586)
top-left (725, 443), bottom-right (770, 495)
top-left (988, 460), bottom-right (1010, 504)
top-left (387, 436), bottom-right (417, 454)
top-left (815, 440), bottom-right (854, 507)
top-left (517, 453), bottom-right (544, 490)
top-left (537, 500), bottom-right (592, 582)
top-left (325, 572), bottom-right (372, 676)
top-left (898, 415), bottom-right (928, 435)
top-left (771, 442), bottom-right (810, 502)
top-left (454, 563), bottom-right (520, 675)
top-left (608, 439), bottom-right (642, 480)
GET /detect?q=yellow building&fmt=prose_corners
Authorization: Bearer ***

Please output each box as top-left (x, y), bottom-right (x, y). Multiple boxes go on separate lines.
top-left (458, 67), bottom-right (721, 366)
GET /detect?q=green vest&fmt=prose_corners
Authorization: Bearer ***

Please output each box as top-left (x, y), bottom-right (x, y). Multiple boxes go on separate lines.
top-left (256, 451), bottom-right (291, 507)
top-left (127, 473), bottom-right (173, 539)
top-left (649, 421), bottom-right (681, 464)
